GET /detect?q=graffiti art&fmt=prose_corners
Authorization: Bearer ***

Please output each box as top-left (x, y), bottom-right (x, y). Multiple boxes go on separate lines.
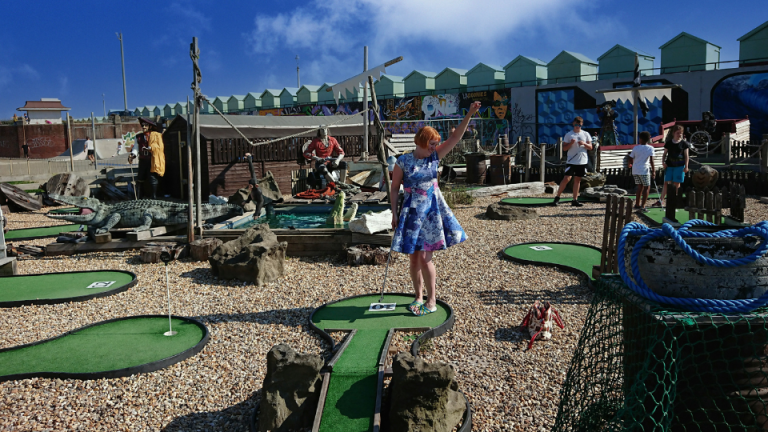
top-left (713, 71), bottom-right (768, 140)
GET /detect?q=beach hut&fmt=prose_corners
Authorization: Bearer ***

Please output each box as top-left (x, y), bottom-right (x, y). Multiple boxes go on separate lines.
top-left (466, 63), bottom-right (505, 90)
top-left (434, 68), bottom-right (468, 94)
top-left (260, 89), bottom-right (281, 108)
top-left (547, 51), bottom-right (598, 83)
top-left (598, 45), bottom-right (654, 79)
top-left (660, 32), bottom-right (721, 73)
top-left (279, 88), bottom-right (299, 107)
top-left (403, 70), bottom-right (436, 95)
top-left (738, 20), bottom-right (768, 66)
top-left (374, 75), bottom-right (405, 98)
top-left (297, 85), bottom-right (321, 104)
top-left (504, 56), bottom-right (547, 86)
top-left (227, 95), bottom-right (245, 113)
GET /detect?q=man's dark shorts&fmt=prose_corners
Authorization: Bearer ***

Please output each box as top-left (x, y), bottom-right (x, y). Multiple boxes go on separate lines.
top-left (564, 164), bottom-right (587, 178)
top-left (87, 150), bottom-right (95, 156)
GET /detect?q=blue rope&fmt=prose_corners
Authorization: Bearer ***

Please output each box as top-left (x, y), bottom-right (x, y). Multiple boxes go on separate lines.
top-left (617, 219), bottom-right (768, 314)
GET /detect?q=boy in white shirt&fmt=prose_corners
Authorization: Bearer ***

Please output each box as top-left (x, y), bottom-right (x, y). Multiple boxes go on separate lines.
top-left (553, 116), bottom-right (592, 206)
top-left (627, 131), bottom-right (655, 211)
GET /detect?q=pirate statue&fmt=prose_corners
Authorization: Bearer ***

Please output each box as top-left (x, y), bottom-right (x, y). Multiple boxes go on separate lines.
top-left (129, 118), bottom-right (165, 199)
top-left (597, 101), bottom-right (621, 147)
top-left (303, 127), bottom-right (347, 190)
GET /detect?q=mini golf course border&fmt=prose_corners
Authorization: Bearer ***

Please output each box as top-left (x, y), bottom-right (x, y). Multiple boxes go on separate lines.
top-left (0, 315), bottom-right (209, 382)
top-left (4, 223), bottom-right (81, 241)
top-left (502, 241), bottom-right (601, 286)
top-left (293, 293), bottom-right (470, 432)
top-left (0, 270), bottom-right (138, 307)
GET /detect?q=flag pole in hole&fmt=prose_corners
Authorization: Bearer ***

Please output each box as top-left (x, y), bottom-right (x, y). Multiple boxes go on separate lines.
top-left (369, 228), bottom-right (398, 312)
top-left (160, 251), bottom-right (177, 336)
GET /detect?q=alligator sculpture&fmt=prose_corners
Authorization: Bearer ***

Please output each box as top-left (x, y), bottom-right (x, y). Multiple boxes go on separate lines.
top-left (46, 194), bottom-right (243, 233)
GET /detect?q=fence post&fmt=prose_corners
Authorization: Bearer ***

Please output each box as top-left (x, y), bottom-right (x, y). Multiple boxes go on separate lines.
top-left (525, 137), bottom-right (532, 182)
top-left (761, 134), bottom-right (768, 173)
top-left (27, 159), bottom-right (30, 175)
top-left (540, 143), bottom-right (546, 183)
top-left (722, 132), bottom-right (731, 168)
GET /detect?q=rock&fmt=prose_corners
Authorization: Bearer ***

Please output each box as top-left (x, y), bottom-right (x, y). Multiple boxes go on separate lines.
top-left (260, 344), bottom-right (323, 432)
top-left (348, 209), bottom-right (392, 235)
top-left (568, 172), bottom-right (606, 191)
top-left (347, 244), bottom-right (391, 266)
top-left (343, 202), bottom-right (358, 222)
top-left (388, 352), bottom-right (466, 432)
top-left (258, 171), bottom-right (283, 202)
top-left (190, 238), bottom-right (223, 261)
top-left (760, 197), bottom-right (768, 205)
top-left (692, 165), bottom-right (719, 190)
top-left (544, 181), bottom-right (558, 194)
top-left (208, 224), bottom-right (287, 285)
top-left (581, 184), bottom-right (628, 199)
top-left (486, 203), bottom-right (538, 221)
top-left (327, 190), bottom-right (346, 226)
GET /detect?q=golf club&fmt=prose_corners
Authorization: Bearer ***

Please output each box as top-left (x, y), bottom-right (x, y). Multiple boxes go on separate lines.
top-left (160, 251), bottom-right (177, 336)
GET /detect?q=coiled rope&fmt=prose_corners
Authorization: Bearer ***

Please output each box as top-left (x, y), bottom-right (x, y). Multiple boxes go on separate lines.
top-left (617, 219), bottom-right (768, 313)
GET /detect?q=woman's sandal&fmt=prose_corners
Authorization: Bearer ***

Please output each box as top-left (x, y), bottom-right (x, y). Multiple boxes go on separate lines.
top-left (408, 301), bottom-right (423, 313)
top-left (412, 304), bottom-right (437, 316)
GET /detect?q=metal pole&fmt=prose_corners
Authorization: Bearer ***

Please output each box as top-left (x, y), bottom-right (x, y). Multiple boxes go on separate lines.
top-left (117, 32), bottom-right (128, 111)
top-left (363, 46), bottom-right (369, 159)
top-left (540, 143), bottom-right (546, 183)
top-left (163, 264), bottom-right (176, 336)
top-left (186, 97), bottom-right (194, 242)
top-left (296, 55), bottom-right (300, 88)
top-left (633, 88), bottom-right (639, 145)
top-left (67, 113), bottom-right (74, 171)
top-left (91, 113), bottom-right (98, 171)
top-left (102, 94), bottom-right (106, 118)
top-left (192, 38), bottom-right (203, 230)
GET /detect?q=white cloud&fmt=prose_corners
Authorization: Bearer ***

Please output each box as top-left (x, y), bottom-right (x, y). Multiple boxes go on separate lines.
top-left (59, 76), bottom-right (69, 96)
top-left (17, 64), bottom-right (40, 79)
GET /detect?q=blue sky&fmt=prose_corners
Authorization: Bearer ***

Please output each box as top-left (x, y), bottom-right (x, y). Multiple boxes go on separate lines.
top-left (1, 0), bottom-right (765, 120)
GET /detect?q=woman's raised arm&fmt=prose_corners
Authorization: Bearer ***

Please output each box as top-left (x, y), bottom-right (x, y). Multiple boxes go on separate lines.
top-left (436, 101), bottom-right (482, 160)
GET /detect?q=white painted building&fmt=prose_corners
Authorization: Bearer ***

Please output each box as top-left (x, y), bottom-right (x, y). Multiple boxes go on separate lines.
top-left (17, 98), bottom-right (70, 124)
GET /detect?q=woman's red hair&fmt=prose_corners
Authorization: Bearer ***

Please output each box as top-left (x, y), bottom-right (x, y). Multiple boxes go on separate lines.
top-left (414, 126), bottom-right (441, 149)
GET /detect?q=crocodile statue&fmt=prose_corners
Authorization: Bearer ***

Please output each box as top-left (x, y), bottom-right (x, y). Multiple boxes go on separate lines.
top-left (46, 194), bottom-right (243, 233)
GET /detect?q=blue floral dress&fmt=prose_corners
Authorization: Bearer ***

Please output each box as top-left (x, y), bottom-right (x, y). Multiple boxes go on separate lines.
top-left (392, 152), bottom-right (467, 254)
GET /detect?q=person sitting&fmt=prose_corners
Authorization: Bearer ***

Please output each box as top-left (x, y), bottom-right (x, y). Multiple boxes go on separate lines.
top-left (303, 127), bottom-right (347, 189)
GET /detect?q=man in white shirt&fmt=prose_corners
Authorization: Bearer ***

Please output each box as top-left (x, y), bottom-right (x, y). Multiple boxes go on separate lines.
top-left (627, 131), bottom-right (656, 211)
top-left (85, 136), bottom-right (95, 165)
top-left (553, 116), bottom-right (592, 207)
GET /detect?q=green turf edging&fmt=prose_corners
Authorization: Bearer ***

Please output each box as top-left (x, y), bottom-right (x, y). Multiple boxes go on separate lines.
top-left (0, 270), bottom-right (137, 307)
top-left (502, 242), bottom-right (601, 283)
top-left (4, 224), bottom-right (81, 240)
top-left (48, 207), bottom-right (79, 214)
top-left (0, 315), bottom-right (209, 381)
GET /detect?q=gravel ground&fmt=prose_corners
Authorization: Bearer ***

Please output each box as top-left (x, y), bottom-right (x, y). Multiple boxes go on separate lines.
top-left (2, 196), bottom-right (767, 431)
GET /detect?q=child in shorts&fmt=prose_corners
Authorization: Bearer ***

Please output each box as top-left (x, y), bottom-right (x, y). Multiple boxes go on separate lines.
top-left (627, 131), bottom-right (655, 211)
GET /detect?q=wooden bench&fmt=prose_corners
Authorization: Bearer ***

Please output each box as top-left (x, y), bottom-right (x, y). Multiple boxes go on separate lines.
top-left (388, 134), bottom-right (416, 154)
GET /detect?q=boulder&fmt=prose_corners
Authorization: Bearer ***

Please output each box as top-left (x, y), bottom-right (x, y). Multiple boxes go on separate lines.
top-left (691, 165), bottom-right (719, 190)
top-left (348, 209), bottom-right (392, 235)
top-left (208, 224), bottom-right (287, 285)
top-left (190, 238), bottom-right (223, 261)
top-left (567, 172), bottom-right (606, 191)
top-left (581, 184), bottom-right (628, 199)
top-left (544, 181), bottom-right (558, 194)
top-left (260, 344), bottom-right (323, 432)
top-left (389, 352), bottom-right (466, 432)
top-left (327, 190), bottom-right (346, 226)
top-left (486, 203), bottom-right (538, 221)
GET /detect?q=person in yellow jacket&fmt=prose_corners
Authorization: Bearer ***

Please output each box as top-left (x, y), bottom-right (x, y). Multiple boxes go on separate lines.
top-left (131, 118), bottom-right (166, 199)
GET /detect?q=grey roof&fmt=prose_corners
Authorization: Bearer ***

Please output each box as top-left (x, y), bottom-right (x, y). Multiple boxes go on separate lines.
top-left (404, 70), bottom-right (437, 79)
top-left (552, 51), bottom-right (597, 65)
top-left (228, 95), bottom-right (246, 101)
top-left (168, 114), bottom-right (372, 139)
top-left (261, 89), bottom-right (281, 97)
top-left (597, 44), bottom-right (654, 60)
top-left (280, 87), bottom-right (299, 96)
top-left (504, 56), bottom-right (547, 69)
top-left (660, 32), bottom-right (721, 49)
top-left (298, 85), bottom-right (322, 92)
top-left (436, 67), bottom-right (468, 77)
top-left (468, 63), bottom-right (504, 73)
top-left (738, 20), bottom-right (768, 41)
top-left (378, 74), bottom-right (404, 82)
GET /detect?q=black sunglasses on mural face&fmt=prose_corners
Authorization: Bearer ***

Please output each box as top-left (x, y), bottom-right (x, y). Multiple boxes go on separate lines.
top-left (492, 99), bottom-right (509, 107)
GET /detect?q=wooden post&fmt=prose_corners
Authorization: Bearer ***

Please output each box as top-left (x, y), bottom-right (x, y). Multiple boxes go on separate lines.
top-left (367, 75), bottom-right (391, 204)
top-left (539, 143), bottom-right (546, 183)
top-left (177, 131), bottom-right (184, 199)
top-left (688, 189), bottom-right (696, 221)
top-left (714, 192), bottom-right (722, 224)
top-left (186, 97), bottom-right (194, 242)
top-left (665, 183), bottom-right (678, 222)
top-left (66, 113), bottom-right (74, 172)
top-left (605, 196), bottom-right (620, 273)
top-left (696, 190), bottom-right (705, 220)
top-left (761, 134), bottom-right (768, 173)
top-left (525, 137), bottom-right (532, 182)
top-left (723, 132), bottom-right (732, 168)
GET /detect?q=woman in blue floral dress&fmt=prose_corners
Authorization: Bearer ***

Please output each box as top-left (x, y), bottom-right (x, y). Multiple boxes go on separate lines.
top-left (390, 101), bottom-right (481, 316)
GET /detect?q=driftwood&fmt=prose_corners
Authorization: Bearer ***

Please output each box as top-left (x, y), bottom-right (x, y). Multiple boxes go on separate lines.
top-left (46, 173), bottom-right (89, 197)
top-left (0, 183), bottom-right (41, 212)
top-left (190, 238), bottom-right (223, 261)
top-left (139, 243), bottom-right (188, 263)
top-left (347, 244), bottom-right (391, 266)
top-left (596, 195), bottom-right (633, 279)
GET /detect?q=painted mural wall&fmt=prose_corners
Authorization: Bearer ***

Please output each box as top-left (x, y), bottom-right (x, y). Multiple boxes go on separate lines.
top-left (712, 71), bottom-right (768, 139)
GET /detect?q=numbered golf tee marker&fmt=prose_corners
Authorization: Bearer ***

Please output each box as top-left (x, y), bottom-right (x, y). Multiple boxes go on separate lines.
top-left (368, 302), bottom-right (397, 312)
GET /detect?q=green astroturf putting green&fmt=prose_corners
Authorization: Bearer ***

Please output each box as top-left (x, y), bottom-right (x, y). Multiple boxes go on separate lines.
top-left (503, 242), bottom-right (601, 280)
top-left (4, 224), bottom-right (81, 240)
top-left (641, 208), bottom-right (725, 225)
top-left (0, 316), bottom-right (207, 380)
top-left (312, 294), bottom-right (451, 432)
top-left (0, 271), bottom-right (136, 307)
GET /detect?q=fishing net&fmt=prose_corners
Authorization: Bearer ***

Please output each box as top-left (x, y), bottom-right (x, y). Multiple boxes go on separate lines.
top-left (554, 274), bottom-right (768, 431)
